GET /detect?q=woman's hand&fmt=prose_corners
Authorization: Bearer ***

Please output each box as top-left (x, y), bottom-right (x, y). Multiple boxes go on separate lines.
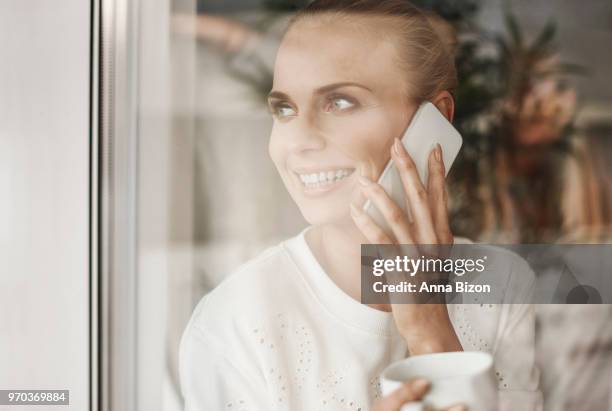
top-left (373, 379), bottom-right (466, 411)
top-left (349, 138), bottom-right (462, 355)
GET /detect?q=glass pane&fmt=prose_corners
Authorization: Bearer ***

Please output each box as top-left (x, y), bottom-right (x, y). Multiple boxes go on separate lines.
top-left (147, 1), bottom-right (612, 410)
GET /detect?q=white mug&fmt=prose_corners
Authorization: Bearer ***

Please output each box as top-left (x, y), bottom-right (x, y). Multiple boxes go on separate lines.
top-left (380, 351), bottom-right (498, 411)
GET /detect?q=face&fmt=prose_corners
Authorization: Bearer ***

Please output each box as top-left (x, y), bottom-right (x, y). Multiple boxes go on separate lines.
top-left (268, 16), bottom-right (418, 226)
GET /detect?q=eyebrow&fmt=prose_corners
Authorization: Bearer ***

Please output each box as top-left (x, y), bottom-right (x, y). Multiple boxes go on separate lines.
top-left (267, 82), bottom-right (373, 101)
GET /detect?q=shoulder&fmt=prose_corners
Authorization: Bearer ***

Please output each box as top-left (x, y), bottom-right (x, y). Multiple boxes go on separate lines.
top-left (454, 239), bottom-right (536, 303)
top-left (184, 237), bottom-right (308, 346)
top-left (448, 241), bottom-right (537, 348)
top-left (476, 243), bottom-right (536, 302)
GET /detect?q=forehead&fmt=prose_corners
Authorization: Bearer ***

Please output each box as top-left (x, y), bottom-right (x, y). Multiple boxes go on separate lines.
top-left (273, 16), bottom-right (405, 95)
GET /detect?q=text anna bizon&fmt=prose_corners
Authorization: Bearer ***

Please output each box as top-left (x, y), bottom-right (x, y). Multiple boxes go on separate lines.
top-left (372, 281), bottom-right (492, 294)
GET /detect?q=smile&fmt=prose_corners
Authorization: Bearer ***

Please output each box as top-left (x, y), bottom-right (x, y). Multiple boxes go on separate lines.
top-left (295, 168), bottom-right (355, 190)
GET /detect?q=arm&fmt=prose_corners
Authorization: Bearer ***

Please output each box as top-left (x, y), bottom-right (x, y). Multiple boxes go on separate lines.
top-left (350, 137), bottom-right (462, 355)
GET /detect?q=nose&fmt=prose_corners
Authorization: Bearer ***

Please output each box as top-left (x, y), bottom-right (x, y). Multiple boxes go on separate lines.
top-left (284, 115), bottom-right (326, 154)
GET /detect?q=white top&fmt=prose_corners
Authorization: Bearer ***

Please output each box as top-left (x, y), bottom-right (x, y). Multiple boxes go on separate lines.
top-left (179, 227), bottom-right (542, 411)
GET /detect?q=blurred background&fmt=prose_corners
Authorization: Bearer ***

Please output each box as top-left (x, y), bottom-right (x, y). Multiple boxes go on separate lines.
top-left (167, 1), bottom-right (612, 411)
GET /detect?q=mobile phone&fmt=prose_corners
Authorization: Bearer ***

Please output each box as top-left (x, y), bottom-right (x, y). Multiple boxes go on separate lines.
top-left (362, 102), bottom-right (463, 235)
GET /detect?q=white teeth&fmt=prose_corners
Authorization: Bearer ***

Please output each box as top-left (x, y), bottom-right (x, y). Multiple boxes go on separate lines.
top-left (297, 168), bottom-right (354, 188)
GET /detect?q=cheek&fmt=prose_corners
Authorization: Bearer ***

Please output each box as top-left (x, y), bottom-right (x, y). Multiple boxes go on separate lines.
top-left (321, 110), bottom-right (401, 178)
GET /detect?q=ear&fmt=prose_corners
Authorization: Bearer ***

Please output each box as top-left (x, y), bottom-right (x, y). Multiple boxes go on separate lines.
top-left (431, 90), bottom-right (455, 122)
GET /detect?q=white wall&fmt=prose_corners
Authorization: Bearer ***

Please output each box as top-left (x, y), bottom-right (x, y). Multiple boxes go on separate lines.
top-left (0, 1), bottom-right (90, 410)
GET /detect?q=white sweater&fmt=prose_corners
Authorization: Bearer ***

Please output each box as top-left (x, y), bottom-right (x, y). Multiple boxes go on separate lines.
top-left (179, 227), bottom-right (542, 410)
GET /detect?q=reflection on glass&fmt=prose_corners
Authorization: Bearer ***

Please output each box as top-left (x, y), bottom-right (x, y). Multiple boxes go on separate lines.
top-left (158, 1), bottom-right (612, 411)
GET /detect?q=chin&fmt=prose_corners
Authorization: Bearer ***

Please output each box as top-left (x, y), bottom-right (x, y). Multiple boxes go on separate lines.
top-left (296, 199), bottom-right (350, 226)
top-left (282, 170), bottom-right (359, 227)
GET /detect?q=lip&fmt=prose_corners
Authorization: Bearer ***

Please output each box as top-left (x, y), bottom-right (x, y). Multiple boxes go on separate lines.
top-left (292, 167), bottom-right (356, 196)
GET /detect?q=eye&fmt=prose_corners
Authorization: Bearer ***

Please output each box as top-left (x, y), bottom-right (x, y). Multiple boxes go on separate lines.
top-left (269, 102), bottom-right (297, 120)
top-left (324, 95), bottom-right (358, 113)
top-left (278, 105), bottom-right (297, 117)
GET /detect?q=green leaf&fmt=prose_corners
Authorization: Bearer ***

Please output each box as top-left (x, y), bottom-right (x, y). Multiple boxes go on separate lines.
top-left (556, 63), bottom-right (589, 76)
top-left (530, 20), bottom-right (557, 53)
top-left (503, 10), bottom-right (523, 47)
top-left (531, 63), bottom-right (589, 80)
top-left (494, 34), bottom-right (511, 60)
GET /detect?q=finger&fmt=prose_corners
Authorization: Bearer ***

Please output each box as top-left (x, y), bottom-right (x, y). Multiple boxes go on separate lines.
top-left (350, 203), bottom-right (394, 245)
top-left (391, 138), bottom-right (438, 243)
top-left (358, 175), bottom-right (414, 245)
top-left (444, 404), bottom-right (468, 411)
top-left (427, 144), bottom-right (453, 244)
top-left (373, 379), bottom-right (431, 411)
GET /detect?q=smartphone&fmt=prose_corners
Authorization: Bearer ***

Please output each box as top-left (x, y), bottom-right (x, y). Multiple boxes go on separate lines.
top-left (362, 102), bottom-right (463, 235)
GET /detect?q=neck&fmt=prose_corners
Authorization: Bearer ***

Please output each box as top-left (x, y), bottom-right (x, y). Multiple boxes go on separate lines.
top-left (305, 220), bottom-right (391, 311)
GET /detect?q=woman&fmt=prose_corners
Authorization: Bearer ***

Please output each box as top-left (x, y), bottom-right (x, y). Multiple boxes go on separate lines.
top-left (179, 1), bottom-right (541, 410)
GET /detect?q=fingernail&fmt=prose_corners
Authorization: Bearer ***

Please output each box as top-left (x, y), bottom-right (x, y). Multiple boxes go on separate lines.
top-left (358, 175), bottom-right (371, 186)
top-left (434, 143), bottom-right (442, 162)
top-left (411, 378), bottom-right (430, 392)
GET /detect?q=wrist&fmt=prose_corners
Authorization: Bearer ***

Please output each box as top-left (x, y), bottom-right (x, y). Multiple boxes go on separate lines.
top-left (404, 333), bottom-right (463, 356)
top-left (399, 308), bottom-right (463, 355)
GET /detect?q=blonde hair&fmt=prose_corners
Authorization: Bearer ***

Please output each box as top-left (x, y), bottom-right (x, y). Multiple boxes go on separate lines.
top-left (288, 0), bottom-right (458, 102)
